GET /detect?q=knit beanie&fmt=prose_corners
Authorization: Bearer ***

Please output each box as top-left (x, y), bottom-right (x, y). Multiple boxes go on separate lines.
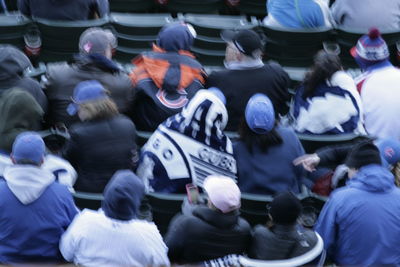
top-left (350, 28), bottom-right (389, 62)
top-left (269, 192), bottom-right (302, 225)
top-left (345, 141), bottom-right (382, 169)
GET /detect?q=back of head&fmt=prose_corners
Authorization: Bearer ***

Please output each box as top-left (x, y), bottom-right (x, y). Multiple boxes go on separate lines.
top-left (203, 175), bottom-right (241, 213)
top-left (79, 27), bottom-right (117, 57)
top-left (345, 141), bottom-right (382, 169)
top-left (67, 80), bottom-right (118, 121)
top-left (269, 191), bottom-right (302, 225)
top-left (11, 132), bottom-right (45, 166)
top-left (221, 29), bottom-right (264, 60)
top-left (303, 50), bottom-right (342, 99)
top-left (157, 22), bottom-right (196, 52)
top-left (0, 45), bottom-right (32, 81)
top-left (102, 170), bottom-right (145, 221)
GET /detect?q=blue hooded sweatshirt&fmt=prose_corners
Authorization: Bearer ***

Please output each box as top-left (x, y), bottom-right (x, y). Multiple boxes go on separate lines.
top-left (102, 170), bottom-right (145, 221)
top-left (315, 164), bottom-right (400, 265)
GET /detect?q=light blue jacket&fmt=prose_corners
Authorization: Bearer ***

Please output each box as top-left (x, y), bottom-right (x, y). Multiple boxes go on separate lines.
top-left (315, 164), bottom-right (400, 265)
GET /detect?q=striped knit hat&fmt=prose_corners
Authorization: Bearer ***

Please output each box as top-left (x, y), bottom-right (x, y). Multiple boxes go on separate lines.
top-left (350, 28), bottom-right (389, 61)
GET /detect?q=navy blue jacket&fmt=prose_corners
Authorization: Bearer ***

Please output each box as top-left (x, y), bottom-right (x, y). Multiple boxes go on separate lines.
top-left (233, 126), bottom-right (305, 195)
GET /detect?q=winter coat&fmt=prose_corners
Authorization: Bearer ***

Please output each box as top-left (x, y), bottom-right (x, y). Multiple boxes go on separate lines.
top-left (18, 0), bottom-right (109, 20)
top-left (44, 54), bottom-right (134, 127)
top-left (0, 45), bottom-right (47, 111)
top-left (129, 45), bottom-right (205, 131)
top-left (63, 115), bottom-right (137, 193)
top-left (315, 164), bottom-right (400, 265)
top-left (234, 126), bottom-right (305, 195)
top-left (164, 206), bottom-right (251, 264)
top-left (0, 165), bottom-right (78, 263)
top-left (0, 89), bottom-right (43, 153)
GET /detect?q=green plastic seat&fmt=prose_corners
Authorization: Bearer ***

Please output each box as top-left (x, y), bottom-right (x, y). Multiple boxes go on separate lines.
top-left (73, 191), bottom-right (104, 210)
top-left (261, 25), bottom-right (333, 67)
top-left (34, 17), bottom-right (109, 62)
top-left (240, 193), bottom-right (273, 227)
top-left (0, 13), bottom-right (31, 49)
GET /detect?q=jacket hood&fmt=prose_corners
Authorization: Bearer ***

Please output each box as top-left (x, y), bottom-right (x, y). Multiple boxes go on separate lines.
top-left (0, 45), bottom-right (32, 82)
top-left (347, 164), bottom-right (395, 193)
top-left (4, 165), bottom-right (55, 204)
top-left (193, 206), bottom-right (239, 228)
top-left (102, 170), bottom-right (145, 221)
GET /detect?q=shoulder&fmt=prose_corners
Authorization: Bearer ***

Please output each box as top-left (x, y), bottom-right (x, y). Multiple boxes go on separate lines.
top-left (46, 62), bottom-right (72, 77)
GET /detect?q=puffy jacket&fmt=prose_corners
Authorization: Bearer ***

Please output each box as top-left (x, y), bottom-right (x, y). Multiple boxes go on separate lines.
top-left (129, 45), bottom-right (206, 131)
top-left (44, 54), bottom-right (134, 128)
top-left (0, 45), bottom-right (47, 111)
top-left (62, 115), bottom-right (137, 193)
top-left (315, 164), bottom-right (400, 265)
top-left (164, 206), bottom-right (251, 264)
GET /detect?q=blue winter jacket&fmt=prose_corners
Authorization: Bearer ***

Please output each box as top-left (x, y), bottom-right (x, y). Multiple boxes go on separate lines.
top-left (315, 164), bottom-right (400, 265)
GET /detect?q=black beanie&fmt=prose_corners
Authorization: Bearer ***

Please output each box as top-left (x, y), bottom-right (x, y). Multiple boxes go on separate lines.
top-left (269, 192), bottom-right (302, 225)
top-left (345, 141), bottom-right (382, 169)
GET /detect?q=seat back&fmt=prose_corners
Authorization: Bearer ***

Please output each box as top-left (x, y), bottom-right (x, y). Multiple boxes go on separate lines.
top-left (183, 13), bottom-right (256, 66)
top-left (261, 25), bottom-right (333, 67)
top-left (147, 192), bottom-right (185, 235)
top-left (166, 0), bottom-right (223, 14)
top-left (335, 27), bottom-right (400, 68)
top-left (110, 12), bottom-right (174, 62)
top-left (0, 13), bottom-right (31, 49)
top-left (240, 193), bottom-right (273, 226)
top-left (110, 0), bottom-right (156, 13)
top-left (296, 132), bottom-right (364, 153)
top-left (73, 191), bottom-right (104, 210)
top-left (35, 17), bottom-right (109, 62)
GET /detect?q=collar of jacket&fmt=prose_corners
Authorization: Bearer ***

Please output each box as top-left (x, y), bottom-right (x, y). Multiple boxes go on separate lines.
top-left (152, 44), bottom-right (196, 58)
top-left (192, 206), bottom-right (239, 228)
top-left (74, 53), bottom-right (121, 74)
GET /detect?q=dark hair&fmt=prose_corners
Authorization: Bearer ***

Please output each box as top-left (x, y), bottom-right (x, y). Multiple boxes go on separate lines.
top-left (302, 50), bottom-right (342, 100)
top-left (15, 159), bottom-right (41, 166)
top-left (238, 117), bottom-right (282, 154)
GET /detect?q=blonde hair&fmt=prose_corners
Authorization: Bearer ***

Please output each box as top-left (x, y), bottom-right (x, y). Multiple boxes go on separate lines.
top-left (78, 97), bottom-right (118, 121)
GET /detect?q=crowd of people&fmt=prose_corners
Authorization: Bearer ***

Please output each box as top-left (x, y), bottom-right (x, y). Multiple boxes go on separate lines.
top-left (1, 0), bottom-right (400, 266)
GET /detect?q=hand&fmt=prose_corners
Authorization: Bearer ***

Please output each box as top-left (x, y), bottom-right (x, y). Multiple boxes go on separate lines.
top-left (293, 154), bottom-right (321, 172)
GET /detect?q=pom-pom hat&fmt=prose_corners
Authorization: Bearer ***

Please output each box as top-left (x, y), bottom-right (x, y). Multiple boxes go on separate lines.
top-left (350, 28), bottom-right (389, 61)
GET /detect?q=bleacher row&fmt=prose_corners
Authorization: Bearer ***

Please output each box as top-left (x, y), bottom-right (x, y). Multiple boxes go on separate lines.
top-left (3, 11), bottom-right (400, 85)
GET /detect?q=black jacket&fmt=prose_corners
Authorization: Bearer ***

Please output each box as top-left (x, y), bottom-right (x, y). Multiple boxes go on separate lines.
top-left (0, 45), bottom-right (47, 112)
top-left (164, 206), bottom-right (251, 264)
top-left (62, 115), bottom-right (137, 193)
top-left (206, 62), bottom-right (290, 131)
top-left (249, 224), bottom-right (319, 260)
top-left (44, 55), bottom-right (135, 128)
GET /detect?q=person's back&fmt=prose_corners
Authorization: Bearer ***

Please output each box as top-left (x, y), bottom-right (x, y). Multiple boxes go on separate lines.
top-left (60, 171), bottom-right (169, 267)
top-left (315, 142), bottom-right (400, 265)
top-left (206, 30), bottom-right (290, 131)
top-left (44, 28), bottom-right (134, 128)
top-left (0, 132), bottom-right (78, 263)
top-left (264, 0), bottom-right (332, 29)
top-left (18, 0), bottom-right (109, 20)
top-left (130, 23), bottom-right (205, 131)
top-left (165, 176), bottom-right (251, 264)
top-left (331, 0), bottom-right (400, 31)
top-left (352, 29), bottom-right (400, 140)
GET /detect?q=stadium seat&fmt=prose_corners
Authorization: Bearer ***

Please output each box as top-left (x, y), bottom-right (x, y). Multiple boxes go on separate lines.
top-left (238, 0), bottom-right (267, 18)
top-left (147, 192), bottom-right (185, 236)
top-left (239, 234), bottom-right (326, 267)
top-left (73, 191), bottom-right (104, 210)
top-left (261, 25), bottom-right (333, 67)
top-left (110, 0), bottom-right (156, 13)
top-left (296, 132), bottom-right (365, 154)
top-left (110, 13), bottom-right (174, 63)
top-left (34, 17), bottom-right (109, 62)
top-left (335, 27), bottom-right (400, 68)
top-left (240, 193), bottom-right (273, 226)
top-left (166, 0), bottom-right (223, 14)
top-left (0, 13), bottom-right (31, 49)
top-left (182, 13), bottom-right (256, 66)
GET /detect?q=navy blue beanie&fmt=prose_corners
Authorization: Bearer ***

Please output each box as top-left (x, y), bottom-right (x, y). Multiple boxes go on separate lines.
top-left (102, 170), bottom-right (145, 221)
top-left (157, 22), bottom-right (195, 52)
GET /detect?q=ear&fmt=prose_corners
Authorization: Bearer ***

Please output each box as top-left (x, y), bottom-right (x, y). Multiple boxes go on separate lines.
top-left (10, 154), bottom-right (16, 164)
